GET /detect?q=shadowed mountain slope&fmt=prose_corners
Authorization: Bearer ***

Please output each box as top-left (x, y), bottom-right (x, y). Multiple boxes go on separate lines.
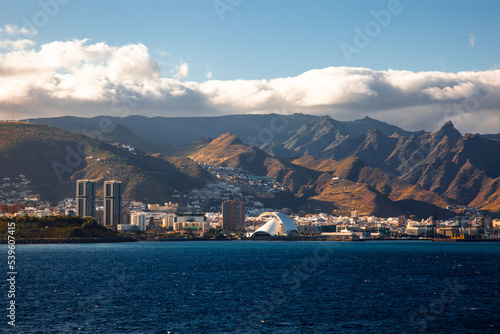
top-left (0, 122), bottom-right (212, 203)
top-left (23, 114), bottom-right (500, 216)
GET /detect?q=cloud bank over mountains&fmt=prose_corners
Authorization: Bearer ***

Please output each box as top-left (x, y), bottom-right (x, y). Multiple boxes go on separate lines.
top-left (1, 38), bottom-right (499, 134)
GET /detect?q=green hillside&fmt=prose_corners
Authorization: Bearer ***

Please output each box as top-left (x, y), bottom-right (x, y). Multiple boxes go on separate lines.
top-left (0, 122), bottom-right (211, 203)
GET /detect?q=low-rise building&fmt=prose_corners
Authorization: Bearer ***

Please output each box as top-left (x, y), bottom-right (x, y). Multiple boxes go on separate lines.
top-left (172, 213), bottom-right (208, 232)
top-left (130, 213), bottom-right (147, 232)
top-left (406, 226), bottom-right (427, 237)
top-left (117, 224), bottom-right (140, 232)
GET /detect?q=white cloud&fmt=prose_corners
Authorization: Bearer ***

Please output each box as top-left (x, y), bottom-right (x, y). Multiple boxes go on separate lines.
top-left (0, 24), bottom-right (37, 36)
top-left (173, 61), bottom-right (189, 80)
top-left (422, 81), bottom-right (476, 100)
top-left (155, 48), bottom-right (170, 57)
top-left (205, 71), bottom-right (214, 79)
top-left (0, 38), bottom-right (499, 134)
top-left (0, 39), bottom-right (35, 50)
top-left (469, 33), bottom-right (475, 46)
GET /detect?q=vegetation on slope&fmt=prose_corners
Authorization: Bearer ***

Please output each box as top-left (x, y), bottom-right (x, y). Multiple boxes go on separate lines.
top-left (0, 216), bottom-right (118, 239)
top-left (0, 122), bottom-right (210, 204)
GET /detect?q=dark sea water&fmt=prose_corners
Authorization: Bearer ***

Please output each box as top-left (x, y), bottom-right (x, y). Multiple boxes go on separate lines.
top-left (2, 240), bottom-right (500, 334)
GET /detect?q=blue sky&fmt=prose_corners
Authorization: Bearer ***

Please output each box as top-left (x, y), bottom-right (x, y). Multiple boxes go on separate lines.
top-left (0, 0), bottom-right (499, 133)
top-left (2, 0), bottom-right (499, 80)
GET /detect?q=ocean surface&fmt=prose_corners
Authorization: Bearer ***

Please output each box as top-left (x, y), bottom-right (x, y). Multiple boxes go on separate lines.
top-left (2, 240), bottom-right (500, 334)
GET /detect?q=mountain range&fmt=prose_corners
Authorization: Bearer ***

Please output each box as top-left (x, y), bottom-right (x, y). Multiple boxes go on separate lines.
top-left (6, 114), bottom-right (500, 218)
top-left (0, 122), bottom-right (213, 204)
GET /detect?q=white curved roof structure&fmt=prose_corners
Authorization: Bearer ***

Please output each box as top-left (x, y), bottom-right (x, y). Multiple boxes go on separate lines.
top-left (251, 212), bottom-right (299, 237)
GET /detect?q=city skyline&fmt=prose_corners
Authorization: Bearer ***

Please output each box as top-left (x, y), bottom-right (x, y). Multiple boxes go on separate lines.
top-left (4, 174), bottom-right (497, 240)
top-left (2, 2), bottom-right (500, 333)
top-left (0, 1), bottom-right (499, 134)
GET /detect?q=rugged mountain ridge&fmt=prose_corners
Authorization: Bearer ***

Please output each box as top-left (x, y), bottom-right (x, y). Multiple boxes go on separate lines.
top-left (27, 113), bottom-right (413, 149)
top-left (188, 132), bottom-right (320, 193)
top-left (292, 155), bottom-right (455, 218)
top-left (398, 132), bottom-right (500, 213)
top-left (17, 114), bottom-right (500, 216)
top-left (186, 133), bottom-right (457, 217)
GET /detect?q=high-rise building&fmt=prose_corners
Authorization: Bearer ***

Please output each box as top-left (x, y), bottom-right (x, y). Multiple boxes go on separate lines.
top-left (222, 200), bottom-right (245, 231)
top-left (76, 179), bottom-right (96, 218)
top-left (104, 181), bottom-right (122, 228)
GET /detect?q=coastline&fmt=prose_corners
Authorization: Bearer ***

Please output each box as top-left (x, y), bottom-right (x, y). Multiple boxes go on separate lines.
top-left (2, 236), bottom-right (499, 244)
top-left (432, 238), bottom-right (500, 242)
top-left (0, 237), bottom-right (137, 244)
